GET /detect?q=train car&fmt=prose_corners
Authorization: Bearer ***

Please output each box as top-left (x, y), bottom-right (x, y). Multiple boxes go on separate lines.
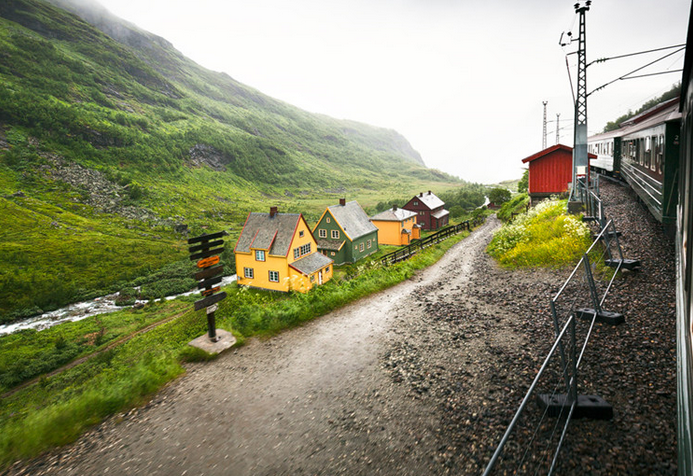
top-left (588, 129), bottom-right (622, 177)
top-left (619, 99), bottom-right (681, 225)
top-left (677, 4), bottom-right (693, 474)
top-left (588, 98), bottom-right (681, 226)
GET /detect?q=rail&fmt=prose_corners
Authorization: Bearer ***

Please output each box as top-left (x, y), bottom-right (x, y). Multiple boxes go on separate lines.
top-left (379, 217), bottom-right (483, 266)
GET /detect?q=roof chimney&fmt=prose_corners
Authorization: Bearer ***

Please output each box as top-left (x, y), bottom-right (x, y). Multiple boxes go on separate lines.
top-left (339, 198), bottom-right (346, 206)
top-left (269, 206), bottom-right (278, 218)
top-left (419, 192), bottom-right (423, 197)
top-left (428, 190), bottom-right (431, 195)
top-left (393, 204), bottom-right (398, 211)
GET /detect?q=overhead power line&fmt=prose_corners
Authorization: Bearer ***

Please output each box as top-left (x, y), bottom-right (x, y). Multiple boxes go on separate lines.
top-left (588, 43), bottom-right (686, 67)
top-left (587, 46), bottom-right (685, 97)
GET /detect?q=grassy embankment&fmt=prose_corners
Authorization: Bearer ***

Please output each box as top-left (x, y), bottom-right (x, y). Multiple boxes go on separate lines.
top-left (487, 198), bottom-right (592, 267)
top-left (0, 216), bottom-right (483, 470)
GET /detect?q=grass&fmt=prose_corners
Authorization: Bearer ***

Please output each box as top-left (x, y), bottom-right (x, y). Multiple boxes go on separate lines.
top-left (0, 223), bottom-right (475, 470)
top-left (487, 198), bottom-right (592, 268)
top-left (496, 193), bottom-right (530, 222)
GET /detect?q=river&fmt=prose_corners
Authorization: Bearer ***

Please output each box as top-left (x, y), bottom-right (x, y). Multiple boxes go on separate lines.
top-left (0, 275), bottom-right (237, 336)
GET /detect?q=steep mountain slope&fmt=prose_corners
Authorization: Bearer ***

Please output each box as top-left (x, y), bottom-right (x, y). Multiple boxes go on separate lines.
top-left (0, 0), bottom-right (459, 320)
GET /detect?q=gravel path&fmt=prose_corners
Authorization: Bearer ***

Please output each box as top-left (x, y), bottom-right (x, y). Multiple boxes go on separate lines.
top-left (5, 181), bottom-right (677, 475)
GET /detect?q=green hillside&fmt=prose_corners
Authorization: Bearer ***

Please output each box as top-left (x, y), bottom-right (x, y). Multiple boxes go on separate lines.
top-left (0, 0), bottom-right (468, 321)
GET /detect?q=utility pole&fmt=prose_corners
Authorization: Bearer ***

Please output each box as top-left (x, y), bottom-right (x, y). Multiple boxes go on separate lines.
top-left (556, 113), bottom-right (560, 144)
top-left (571, 1), bottom-right (590, 201)
top-left (542, 101), bottom-right (548, 149)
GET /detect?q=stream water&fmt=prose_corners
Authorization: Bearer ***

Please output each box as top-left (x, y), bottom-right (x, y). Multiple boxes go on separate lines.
top-left (0, 275), bottom-right (237, 336)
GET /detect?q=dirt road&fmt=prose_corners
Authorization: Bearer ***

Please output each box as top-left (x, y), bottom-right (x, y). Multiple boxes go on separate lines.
top-left (10, 218), bottom-right (501, 476)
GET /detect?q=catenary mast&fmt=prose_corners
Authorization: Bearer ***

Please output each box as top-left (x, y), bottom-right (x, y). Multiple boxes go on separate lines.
top-left (571, 1), bottom-right (590, 200)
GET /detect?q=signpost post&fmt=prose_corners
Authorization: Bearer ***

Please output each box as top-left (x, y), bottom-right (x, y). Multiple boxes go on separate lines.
top-left (187, 231), bottom-right (233, 350)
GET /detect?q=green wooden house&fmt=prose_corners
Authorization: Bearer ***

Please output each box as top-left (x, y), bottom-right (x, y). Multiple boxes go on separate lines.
top-left (312, 199), bottom-right (379, 265)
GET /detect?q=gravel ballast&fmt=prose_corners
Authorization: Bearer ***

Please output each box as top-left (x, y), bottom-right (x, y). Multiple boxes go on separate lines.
top-left (4, 180), bottom-right (676, 475)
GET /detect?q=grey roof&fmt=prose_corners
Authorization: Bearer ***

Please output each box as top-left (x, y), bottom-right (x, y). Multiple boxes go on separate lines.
top-left (370, 207), bottom-right (417, 222)
top-left (327, 201), bottom-right (378, 241)
top-left (413, 192), bottom-right (445, 210)
top-left (290, 252), bottom-right (333, 275)
top-left (235, 212), bottom-right (301, 256)
top-left (431, 209), bottom-right (450, 219)
top-left (316, 238), bottom-right (345, 251)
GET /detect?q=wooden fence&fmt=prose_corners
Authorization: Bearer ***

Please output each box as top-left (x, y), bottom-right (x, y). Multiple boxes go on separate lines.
top-left (379, 216), bottom-right (484, 266)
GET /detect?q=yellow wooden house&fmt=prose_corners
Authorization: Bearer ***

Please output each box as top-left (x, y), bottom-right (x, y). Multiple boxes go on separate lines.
top-left (234, 207), bottom-right (333, 293)
top-left (370, 205), bottom-right (421, 246)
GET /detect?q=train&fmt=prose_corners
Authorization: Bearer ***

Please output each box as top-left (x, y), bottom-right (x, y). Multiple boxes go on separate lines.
top-left (676, 4), bottom-right (693, 474)
top-left (588, 97), bottom-right (681, 226)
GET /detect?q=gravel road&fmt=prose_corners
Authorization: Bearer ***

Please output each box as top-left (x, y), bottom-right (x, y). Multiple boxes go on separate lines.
top-left (5, 181), bottom-right (677, 475)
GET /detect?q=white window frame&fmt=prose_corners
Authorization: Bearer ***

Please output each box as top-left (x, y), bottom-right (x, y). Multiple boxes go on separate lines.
top-left (331, 229), bottom-right (340, 239)
top-left (255, 250), bottom-right (265, 261)
top-left (244, 267), bottom-right (254, 279)
top-left (319, 229), bottom-right (327, 238)
top-left (268, 270), bottom-right (279, 282)
top-left (359, 242), bottom-right (364, 252)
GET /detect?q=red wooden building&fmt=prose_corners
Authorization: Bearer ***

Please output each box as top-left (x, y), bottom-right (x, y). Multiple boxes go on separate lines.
top-left (402, 190), bottom-right (449, 231)
top-left (521, 144), bottom-right (596, 205)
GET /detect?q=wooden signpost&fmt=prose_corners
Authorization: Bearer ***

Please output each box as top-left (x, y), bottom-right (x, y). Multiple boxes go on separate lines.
top-left (188, 231), bottom-right (228, 342)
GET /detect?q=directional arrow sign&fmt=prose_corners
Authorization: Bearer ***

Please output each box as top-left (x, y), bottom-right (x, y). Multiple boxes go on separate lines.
top-left (197, 256), bottom-right (220, 268)
top-left (187, 231), bottom-right (227, 245)
top-left (197, 275), bottom-right (223, 290)
top-left (194, 292), bottom-right (227, 311)
top-left (188, 239), bottom-right (224, 254)
top-left (194, 265), bottom-right (224, 281)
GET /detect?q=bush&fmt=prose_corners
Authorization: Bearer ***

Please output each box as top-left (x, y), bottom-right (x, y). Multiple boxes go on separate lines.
top-left (487, 198), bottom-right (591, 268)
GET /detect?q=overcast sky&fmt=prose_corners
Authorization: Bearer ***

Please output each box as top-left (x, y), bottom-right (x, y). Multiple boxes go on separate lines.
top-left (96, 0), bottom-right (689, 184)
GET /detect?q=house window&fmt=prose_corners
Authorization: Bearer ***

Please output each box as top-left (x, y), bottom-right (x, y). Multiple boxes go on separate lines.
top-left (299, 231), bottom-right (304, 237)
top-left (319, 229), bottom-right (327, 238)
top-left (414, 201), bottom-right (418, 206)
top-left (255, 250), bottom-right (265, 261)
top-left (419, 211), bottom-right (424, 215)
top-left (269, 270), bottom-right (279, 282)
top-left (295, 243), bottom-right (311, 258)
top-left (331, 252), bottom-right (335, 256)
top-left (367, 240), bottom-right (372, 249)
top-left (326, 217), bottom-right (331, 223)
top-left (244, 267), bottom-right (254, 279)
top-left (331, 230), bottom-right (340, 239)
top-left (359, 243), bottom-right (364, 252)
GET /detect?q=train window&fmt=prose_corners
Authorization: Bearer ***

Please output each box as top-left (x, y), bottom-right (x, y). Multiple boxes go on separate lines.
top-left (645, 136), bottom-right (652, 169)
top-left (651, 136), bottom-right (658, 172)
top-left (658, 134), bottom-right (664, 174)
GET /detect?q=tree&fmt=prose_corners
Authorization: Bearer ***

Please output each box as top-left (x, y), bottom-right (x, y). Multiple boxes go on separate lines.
top-left (517, 169), bottom-right (528, 193)
top-left (488, 187), bottom-right (511, 205)
top-left (449, 205), bottom-right (464, 219)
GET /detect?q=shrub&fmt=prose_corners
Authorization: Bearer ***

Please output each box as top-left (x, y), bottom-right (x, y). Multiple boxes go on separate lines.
top-left (487, 198), bottom-right (591, 268)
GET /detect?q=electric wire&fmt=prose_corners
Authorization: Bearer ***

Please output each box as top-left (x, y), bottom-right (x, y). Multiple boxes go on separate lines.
top-left (588, 47), bottom-right (686, 96)
top-left (587, 43), bottom-right (686, 67)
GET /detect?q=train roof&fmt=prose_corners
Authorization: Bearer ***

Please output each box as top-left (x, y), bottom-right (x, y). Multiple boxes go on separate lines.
top-left (588, 99), bottom-right (681, 143)
top-left (620, 101), bottom-right (681, 136)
